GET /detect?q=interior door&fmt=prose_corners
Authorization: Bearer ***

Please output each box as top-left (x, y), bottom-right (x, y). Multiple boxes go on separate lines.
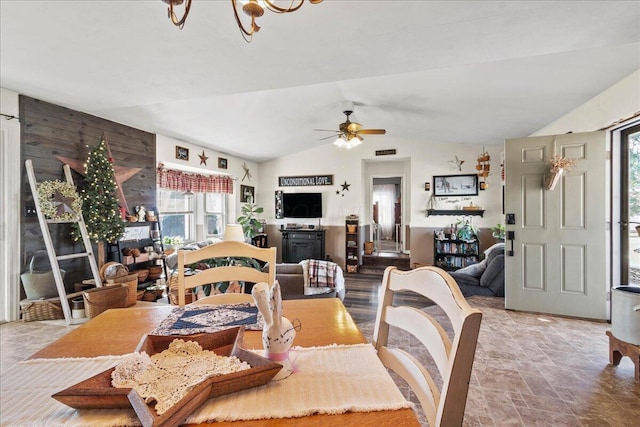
top-left (504, 131), bottom-right (608, 319)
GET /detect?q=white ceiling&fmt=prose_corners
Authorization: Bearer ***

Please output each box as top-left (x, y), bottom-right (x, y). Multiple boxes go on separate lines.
top-left (1, 1), bottom-right (639, 162)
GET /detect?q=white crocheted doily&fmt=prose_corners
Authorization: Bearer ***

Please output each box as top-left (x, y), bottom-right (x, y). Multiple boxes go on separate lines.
top-left (111, 339), bottom-right (250, 414)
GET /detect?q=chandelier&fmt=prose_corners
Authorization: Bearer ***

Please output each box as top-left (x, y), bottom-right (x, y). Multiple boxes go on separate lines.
top-left (162, 0), bottom-right (323, 42)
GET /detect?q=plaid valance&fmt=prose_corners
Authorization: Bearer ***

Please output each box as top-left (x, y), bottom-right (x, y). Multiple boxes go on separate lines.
top-left (157, 165), bottom-right (233, 194)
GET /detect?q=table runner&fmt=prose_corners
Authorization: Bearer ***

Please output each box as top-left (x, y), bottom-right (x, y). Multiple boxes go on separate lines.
top-left (1, 344), bottom-right (413, 426)
top-left (150, 303), bottom-right (264, 335)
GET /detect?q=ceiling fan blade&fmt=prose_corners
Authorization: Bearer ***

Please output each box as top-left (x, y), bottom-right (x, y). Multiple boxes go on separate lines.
top-left (314, 128), bottom-right (340, 132)
top-left (319, 133), bottom-right (340, 141)
top-left (358, 129), bottom-right (386, 135)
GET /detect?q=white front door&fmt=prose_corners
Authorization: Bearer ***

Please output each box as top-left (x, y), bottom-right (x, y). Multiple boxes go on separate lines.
top-left (504, 131), bottom-right (609, 320)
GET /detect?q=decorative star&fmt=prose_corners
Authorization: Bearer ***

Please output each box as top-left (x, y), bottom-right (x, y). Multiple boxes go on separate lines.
top-left (56, 155), bottom-right (141, 214)
top-left (341, 181), bottom-right (351, 192)
top-left (242, 162), bottom-right (252, 182)
top-left (199, 150), bottom-right (209, 166)
top-left (448, 156), bottom-right (465, 171)
top-left (53, 191), bottom-right (76, 215)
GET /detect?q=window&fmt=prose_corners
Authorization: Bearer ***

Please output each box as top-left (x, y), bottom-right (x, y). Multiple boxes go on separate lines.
top-left (205, 193), bottom-right (226, 238)
top-left (157, 190), bottom-right (228, 243)
top-left (157, 189), bottom-right (195, 243)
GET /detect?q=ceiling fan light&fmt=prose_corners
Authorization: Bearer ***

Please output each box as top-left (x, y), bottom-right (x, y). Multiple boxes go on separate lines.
top-left (333, 136), bottom-right (346, 147)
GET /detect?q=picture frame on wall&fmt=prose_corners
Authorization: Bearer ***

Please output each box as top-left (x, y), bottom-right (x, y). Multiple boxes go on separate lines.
top-left (433, 174), bottom-right (478, 197)
top-left (218, 157), bottom-right (228, 169)
top-left (241, 185), bottom-right (254, 203)
top-left (175, 146), bottom-right (189, 161)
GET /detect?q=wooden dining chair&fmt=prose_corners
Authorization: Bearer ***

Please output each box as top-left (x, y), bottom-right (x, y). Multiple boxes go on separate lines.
top-left (176, 240), bottom-right (276, 306)
top-left (188, 293), bottom-right (254, 306)
top-left (372, 266), bottom-right (483, 427)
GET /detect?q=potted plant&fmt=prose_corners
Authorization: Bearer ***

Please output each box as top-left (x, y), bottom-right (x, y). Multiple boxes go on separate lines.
top-left (163, 235), bottom-right (183, 252)
top-left (491, 223), bottom-right (506, 241)
top-left (237, 197), bottom-right (264, 240)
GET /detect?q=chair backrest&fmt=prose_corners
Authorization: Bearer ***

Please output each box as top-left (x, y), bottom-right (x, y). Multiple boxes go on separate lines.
top-left (189, 293), bottom-right (254, 306)
top-left (372, 266), bottom-right (482, 427)
top-left (177, 241), bottom-right (276, 306)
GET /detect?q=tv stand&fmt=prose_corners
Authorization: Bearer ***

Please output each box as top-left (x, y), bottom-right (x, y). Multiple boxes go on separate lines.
top-left (280, 228), bottom-right (326, 263)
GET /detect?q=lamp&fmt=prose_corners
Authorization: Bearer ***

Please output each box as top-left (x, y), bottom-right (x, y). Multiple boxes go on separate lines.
top-left (162, 0), bottom-right (323, 42)
top-left (223, 224), bottom-right (246, 242)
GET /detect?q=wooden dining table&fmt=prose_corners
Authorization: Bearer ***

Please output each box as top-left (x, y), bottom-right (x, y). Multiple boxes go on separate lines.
top-left (31, 298), bottom-right (421, 427)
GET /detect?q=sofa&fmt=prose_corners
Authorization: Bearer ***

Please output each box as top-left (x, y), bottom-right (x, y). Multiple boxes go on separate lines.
top-left (448, 243), bottom-right (505, 297)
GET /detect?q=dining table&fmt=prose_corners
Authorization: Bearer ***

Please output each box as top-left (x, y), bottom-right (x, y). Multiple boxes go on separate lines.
top-left (29, 298), bottom-right (421, 427)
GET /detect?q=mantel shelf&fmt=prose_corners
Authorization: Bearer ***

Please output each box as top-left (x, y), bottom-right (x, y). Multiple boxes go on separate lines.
top-left (427, 209), bottom-right (485, 217)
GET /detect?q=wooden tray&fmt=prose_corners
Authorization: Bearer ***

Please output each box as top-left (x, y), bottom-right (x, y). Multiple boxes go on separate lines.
top-left (52, 327), bottom-right (282, 426)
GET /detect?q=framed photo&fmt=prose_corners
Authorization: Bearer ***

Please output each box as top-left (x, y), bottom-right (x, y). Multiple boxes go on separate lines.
top-left (175, 146), bottom-right (189, 161)
top-left (218, 157), bottom-right (228, 169)
top-left (433, 174), bottom-right (478, 197)
top-left (241, 185), bottom-right (254, 203)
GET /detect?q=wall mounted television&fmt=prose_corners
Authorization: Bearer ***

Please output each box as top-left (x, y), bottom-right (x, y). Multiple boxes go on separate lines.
top-left (282, 192), bottom-right (323, 218)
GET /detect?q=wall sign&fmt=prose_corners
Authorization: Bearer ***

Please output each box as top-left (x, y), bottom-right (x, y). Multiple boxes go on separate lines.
top-left (279, 175), bottom-right (333, 187)
top-left (375, 149), bottom-right (396, 156)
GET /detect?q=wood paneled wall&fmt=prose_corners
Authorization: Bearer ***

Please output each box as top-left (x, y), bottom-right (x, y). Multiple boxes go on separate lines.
top-left (20, 96), bottom-right (156, 291)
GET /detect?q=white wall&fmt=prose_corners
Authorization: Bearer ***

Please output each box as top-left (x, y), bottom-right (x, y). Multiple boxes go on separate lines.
top-left (531, 69), bottom-right (640, 136)
top-left (259, 135), bottom-right (504, 231)
top-left (1, 88), bottom-right (21, 322)
top-left (155, 134), bottom-right (259, 224)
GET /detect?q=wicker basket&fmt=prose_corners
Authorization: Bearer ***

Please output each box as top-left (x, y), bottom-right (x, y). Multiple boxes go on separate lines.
top-left (168, 274), bottom-right (194, 305)
top-left (107, 274), bottom-right (138, 307)
top-left (147, 265), bottom-right (163, 280)
top-left (83, 285), bottom-right (128, 319)
top-left (20, 298), bottom-right (64, 321)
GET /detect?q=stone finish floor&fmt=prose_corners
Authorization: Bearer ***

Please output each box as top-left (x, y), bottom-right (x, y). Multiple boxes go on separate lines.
top-left (1, 288), bottom-right (639, 426)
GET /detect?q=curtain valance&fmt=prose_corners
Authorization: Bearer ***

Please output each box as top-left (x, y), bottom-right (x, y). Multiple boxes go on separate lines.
top-left (157, 165), bottom-right (233, 194)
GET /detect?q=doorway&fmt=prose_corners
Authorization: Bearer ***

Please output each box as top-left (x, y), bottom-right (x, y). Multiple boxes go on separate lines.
top-left (371, 177), bottom-right (402, 253)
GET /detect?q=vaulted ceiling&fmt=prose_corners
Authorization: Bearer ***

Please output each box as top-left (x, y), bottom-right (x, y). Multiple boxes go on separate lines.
top-left (1, 1), bottom-right (639, 162)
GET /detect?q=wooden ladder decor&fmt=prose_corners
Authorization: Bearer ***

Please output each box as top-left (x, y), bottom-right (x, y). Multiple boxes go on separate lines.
top-left (25, 159), bottom-right (103, 325)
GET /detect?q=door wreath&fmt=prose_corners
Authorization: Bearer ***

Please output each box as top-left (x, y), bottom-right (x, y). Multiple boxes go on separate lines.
top-left (544, 154), bottom-right (577, 191)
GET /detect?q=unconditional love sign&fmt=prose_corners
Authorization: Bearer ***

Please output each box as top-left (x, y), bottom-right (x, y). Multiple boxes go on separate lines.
top-left (278, 175), bottom-right (333, 187)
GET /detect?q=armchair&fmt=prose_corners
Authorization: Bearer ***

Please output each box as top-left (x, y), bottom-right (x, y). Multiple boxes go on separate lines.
top-left (448, 243), bottom-right (505, 298)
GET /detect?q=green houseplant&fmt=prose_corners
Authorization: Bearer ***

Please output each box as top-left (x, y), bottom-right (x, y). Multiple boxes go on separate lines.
top-left (237, 198), bottom-right (264, 240)
top-left (491, 223), bottom-right (506, 240)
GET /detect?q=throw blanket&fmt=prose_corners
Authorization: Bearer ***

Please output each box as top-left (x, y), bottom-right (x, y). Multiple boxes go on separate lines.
top-left (308, 259), bottom-right (337, 288)
top-left (1, 344), bottom-right (413, 426)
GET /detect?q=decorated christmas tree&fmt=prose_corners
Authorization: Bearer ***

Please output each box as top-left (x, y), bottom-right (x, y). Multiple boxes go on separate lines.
top-left (75, 136), bottom-right (124, 265)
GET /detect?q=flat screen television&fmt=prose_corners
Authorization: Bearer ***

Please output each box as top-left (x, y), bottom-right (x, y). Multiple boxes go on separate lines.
top-left (282, 192), bottom-right (322, 218)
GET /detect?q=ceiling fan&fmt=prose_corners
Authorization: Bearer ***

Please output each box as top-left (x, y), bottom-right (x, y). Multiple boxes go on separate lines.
top-left (315, 108), bottom-right (386, 148)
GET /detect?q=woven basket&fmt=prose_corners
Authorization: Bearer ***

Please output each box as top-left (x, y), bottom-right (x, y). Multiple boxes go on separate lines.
top-left (83, 285), bottom-right (128, 319)
top-left (107, 274), bottom-right (138, 307)
top-left (148, 265), bottom-right (163, 280)
top-left (168, 275), bottom-right (195, 305)
top-left (20, 299), bottom-right (64, 321)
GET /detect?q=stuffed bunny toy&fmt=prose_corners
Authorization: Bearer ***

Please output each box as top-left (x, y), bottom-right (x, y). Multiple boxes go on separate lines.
top-left (252, 280), bottom-right (296, 380)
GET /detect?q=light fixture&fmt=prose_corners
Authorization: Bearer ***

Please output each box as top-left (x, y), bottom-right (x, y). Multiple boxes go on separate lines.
top-left (162, 0), bottom-right (323, 42)
top-left (333, 133), bottom-right (363, 149)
